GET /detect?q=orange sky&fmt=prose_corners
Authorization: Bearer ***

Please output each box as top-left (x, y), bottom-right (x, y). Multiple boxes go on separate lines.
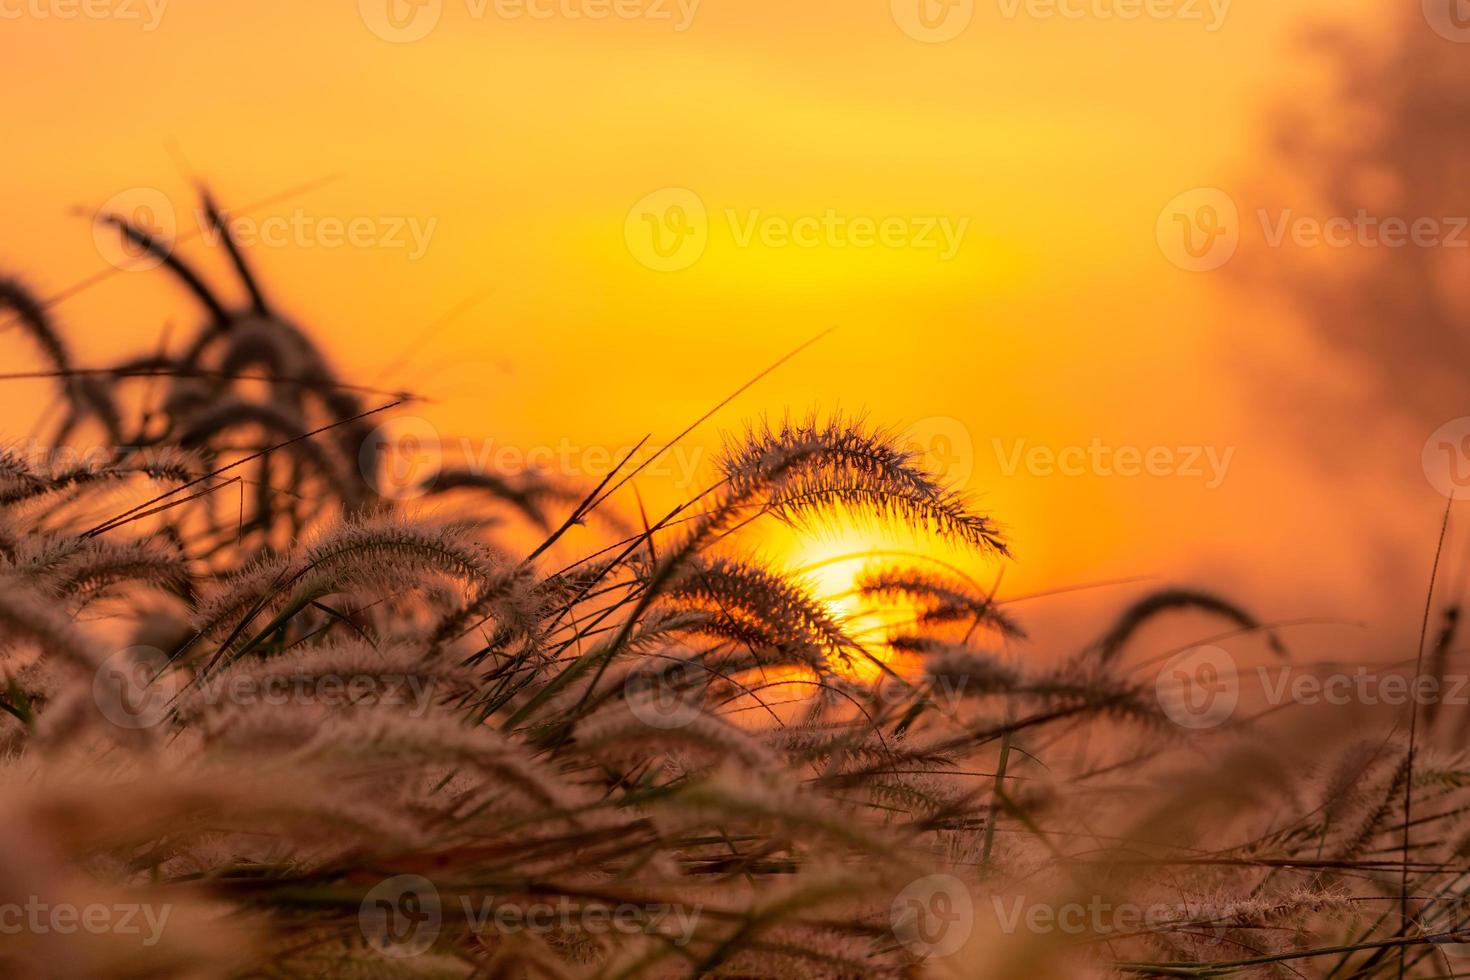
top-left (1, 0), bottom-right (1448, 658)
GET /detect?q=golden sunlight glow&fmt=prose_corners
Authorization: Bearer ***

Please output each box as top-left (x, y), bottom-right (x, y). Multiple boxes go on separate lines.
top-left (780, 526), bottom-right (948, 684)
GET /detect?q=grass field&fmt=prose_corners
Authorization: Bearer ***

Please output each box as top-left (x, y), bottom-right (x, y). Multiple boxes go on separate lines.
top-left (0, 197), bottom-right (1467, 979)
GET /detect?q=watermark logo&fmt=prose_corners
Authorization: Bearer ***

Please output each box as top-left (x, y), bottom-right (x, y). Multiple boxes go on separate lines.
top-left (188, 671), bottom-right (440, 718)
top-left (359, 423), bottom-right (711, 500)
top-left (493, 0), bottom-right (699, 28)
top-left (992, 438), bottom-right (1235, 488)
top-left (892, 874), bottom-right (974, 958)
top-left (360, 0), bottom-right (699, 42)
top-left (624, 661), bottom-right (703, 730)
top-left (1160, 189), bottom-right (1469, 271)
top-left (626, 188), bottom-right (709, 272)
top-left (991, 895), bottom-right (1224, 936)
top-left (0, 0), bottom-right (168, 30)
top-left (361, 875), bottom-right (441, 958)
top-left (1257, 210), bottom-right (1469, 250)
top-left (1254, 667), bottom-right (1470, 709)
top-left (93, 188), bottom-right (437, 267)
top-left (93, 187), bottom-right (177, 273)
top-left (361, 417), bottom-right (443, 501)
top-left (902, 417), bottom-right (975, 488)
top-left (357, 878), bottom-right (704, 955)
top-left (0, 897), bottom-right (172, 945)
top-left (93, 645), bottom-right (177, 730)
top-left (1423, 891), bottom-right (1470, 961)
top-left (994, 0), bottom-right (1230, 30)
top-left (725, 209), bottom-right (968, 258)
top-left (1423, 0), bottom-right (1470, 42)
top-left (1155, 645), bottom-right (1237, 729)
top-left (891, 0), bottom-right (974, 42)
top-left (1424, 418), bottom-right (1470, 500)
top-left (1157, 188), bottom-right (1239, 272)
top-left (464, 896), bottom-right (704, 944)
top-left (626, 188), bottom-right (971, 271)
top-left (360, 0), bottom-right (443, 42)
top-left (196, 208), bottom-right (438, 259)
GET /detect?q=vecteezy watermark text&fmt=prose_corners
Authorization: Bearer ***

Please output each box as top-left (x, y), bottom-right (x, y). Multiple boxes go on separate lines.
top-left (361, 417), bottom-right (709, 501)
top-left (93, 187), bottom-right (437, 272)
top-left (196, 208), bottom-right (436, 261)
top-left (360, 875), bottom-right (702, 959)
top-left (991, 894), bottom-right (1262, 937)
top-left (995, 0), bottom-right (1229, 30)
top-left (92, 645), bottom-right (446, 729)
top-left (0, 0), bottom-right (167, 29)
top-left (992, 438), bottom-right (1235, 488)
top-left (0, 897), bottom-right (171, 946)
top-left (1157, 187), bottom-right (1470, 272)
top-left (358, 0), bottom-right (700, 43)
top-left (188, 672), bottom-right (438, 716)
top-left (625, 188), bottom-right (970, 272)
top-left (890, 0), bottom-right (1229, 43)
top-left (1155, 644), bottom-right (1470, 730)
